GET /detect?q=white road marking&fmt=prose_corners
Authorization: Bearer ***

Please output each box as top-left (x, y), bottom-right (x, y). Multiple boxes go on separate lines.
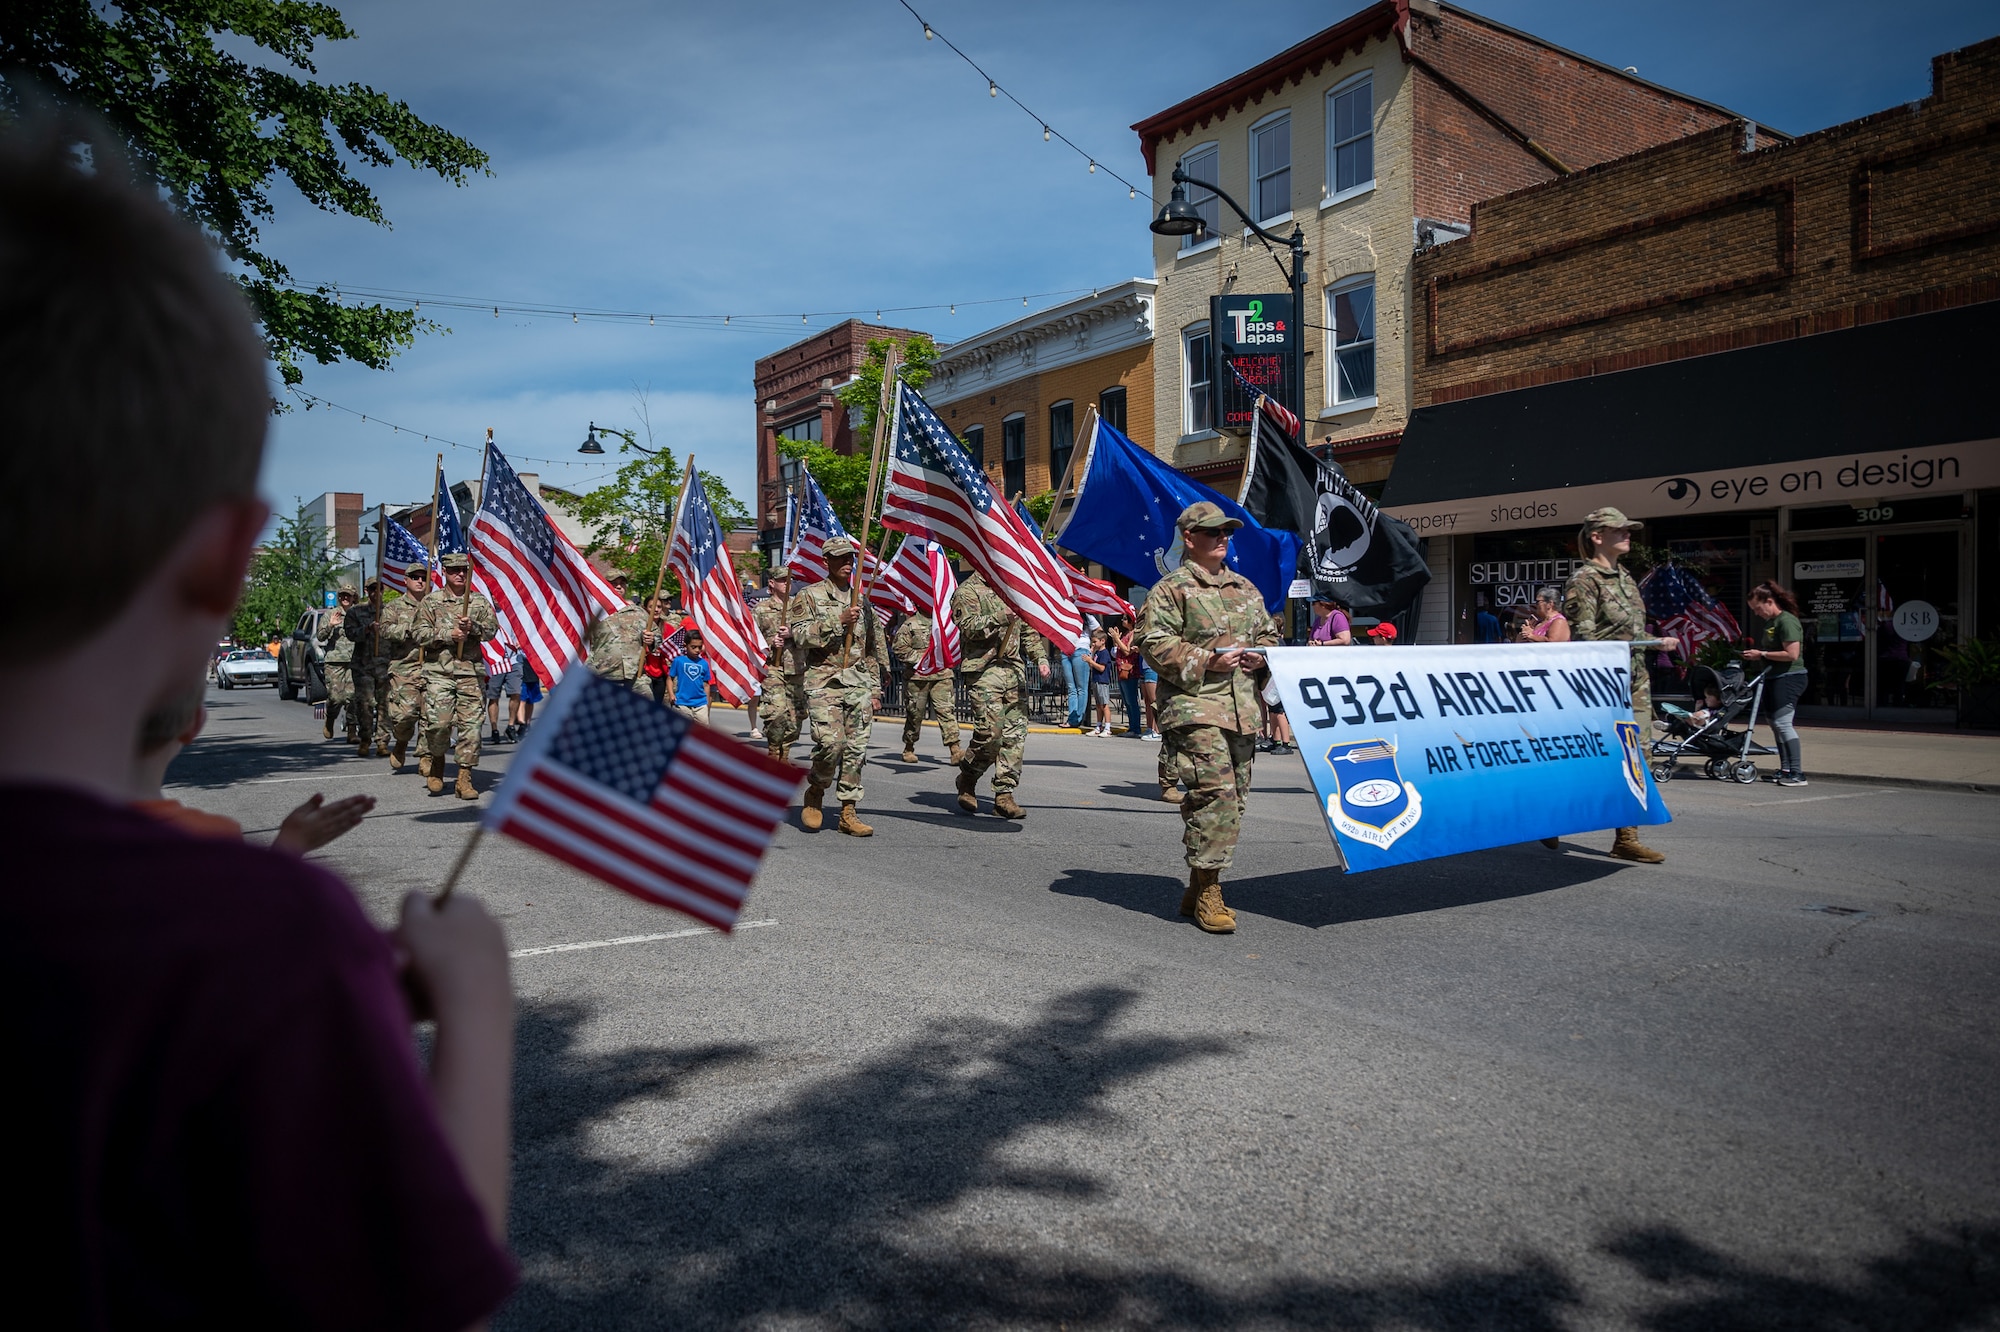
top-left (509, 918), bottom-right (777, 958)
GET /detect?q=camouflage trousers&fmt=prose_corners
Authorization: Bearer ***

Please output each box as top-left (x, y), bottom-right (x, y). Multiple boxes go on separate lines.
top-left (386, 665), bottom-right (427, 746)
top-left (324, 662), bottom-right (373, 741)
top-left (1628, 649), bottom-right (1651, 720)
top-left (1159, 725), bottom-right (1193, 790)
top-left (762, 671), bottom-right (805, 753)
top-left (369, 666), bottom-right (393, 747)
top-left (901, 673), bottom-right (961, 751)
top-left (1173, 724), bottom-right (1258, 871)
top-left (806, 682), bottom-right (874, 805)
top-left (422, 667), bottom-right (484, 768)
top-left (959, 666), bottom-right (1026, 794)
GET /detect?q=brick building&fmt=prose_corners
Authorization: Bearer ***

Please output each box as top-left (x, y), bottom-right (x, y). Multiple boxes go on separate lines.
top-left (1385, 38), bottom-right (2000, 722)
top-left (1132, 0), bottom-right (1768, 496)
top-left (754, 319), bottom-right (926, 564)
top-left (922, 280), bottom-right (1156, 522)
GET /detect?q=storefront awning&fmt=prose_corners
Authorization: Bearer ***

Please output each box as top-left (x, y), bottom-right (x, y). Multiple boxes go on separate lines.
top-left (1382, 300), bottom-right (2000, 536)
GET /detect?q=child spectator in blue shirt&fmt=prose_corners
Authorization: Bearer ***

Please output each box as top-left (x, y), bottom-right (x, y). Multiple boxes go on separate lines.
top-left (670, 631), bottom-right (713, 723)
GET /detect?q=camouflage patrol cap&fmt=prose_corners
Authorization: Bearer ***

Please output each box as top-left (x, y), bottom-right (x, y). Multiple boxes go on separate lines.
top-left (1579, 507), bottom-right (1643, 532)
top-left (822, 536), bottom-right (858, 560)
top-left (1177, 500), bottom-right (1242, 533)
top-left (440, 553), bottom-right (471, 572)
top-left (768, 562), bottom-right (792, 580)
top-left (603, 567), bottom-right (629, 584)
top-left (336, 581), bottom-right (358, 598)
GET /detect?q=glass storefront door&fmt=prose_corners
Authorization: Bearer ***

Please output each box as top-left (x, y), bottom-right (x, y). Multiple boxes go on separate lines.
top-left (1872, 530), bottom-right (1960, 716)
top-left (1788, 523), bottom-right (1965, 722)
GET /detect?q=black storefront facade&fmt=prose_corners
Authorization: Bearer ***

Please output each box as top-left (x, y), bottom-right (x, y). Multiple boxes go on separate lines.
top-left (1383, 301), bottom-right (2000, 724)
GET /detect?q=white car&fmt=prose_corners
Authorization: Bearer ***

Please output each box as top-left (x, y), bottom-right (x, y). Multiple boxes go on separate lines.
top-left (216, 648), bottom-right (280, 689)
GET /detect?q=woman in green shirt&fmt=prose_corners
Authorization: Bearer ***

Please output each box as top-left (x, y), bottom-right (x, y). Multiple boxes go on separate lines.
top-left (1744, 581), bottom-right (1808, 786)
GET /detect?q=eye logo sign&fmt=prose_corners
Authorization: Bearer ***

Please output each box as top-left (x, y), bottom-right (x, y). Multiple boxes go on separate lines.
top-left (1323, 738), bottom-right (1422, 848)
top-left (1653, 477), bottom-right (1700, 506)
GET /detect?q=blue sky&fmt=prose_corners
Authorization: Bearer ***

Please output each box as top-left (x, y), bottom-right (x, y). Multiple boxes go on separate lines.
top-left (257, 0), bottom-right (1997, 523)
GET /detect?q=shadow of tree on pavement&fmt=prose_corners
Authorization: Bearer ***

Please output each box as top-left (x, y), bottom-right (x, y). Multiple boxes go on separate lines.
top-left (500, 992), bottom-right (2000, 1331)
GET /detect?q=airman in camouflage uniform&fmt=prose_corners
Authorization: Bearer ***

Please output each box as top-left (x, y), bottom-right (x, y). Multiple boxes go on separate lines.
top-left (587, 570), bottom-right (652, 693)
top-left (892, 611), bottom-right (962, 765)
top-left (316, 583), bottom-right (375, 751)
top-left (788, 538), bottom-right (889, 835)
top-left (418, 553), bottom-right (500, 799)
top-left (363, 579), bottom-right (393, 757)
top-left (1562, 506), bottom-right (1677, 864)
top-left (377, 564), bottom-right (431, 774)
top-left (753, 565), bottom-right (805, 762)
top-left (952, 569), bottom-right (1050, 820)
top-left (1137, 502), bottom-right (1281, 934)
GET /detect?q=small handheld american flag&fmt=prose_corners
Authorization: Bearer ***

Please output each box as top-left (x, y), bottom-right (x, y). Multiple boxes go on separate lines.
top-left (485, 667), bottom-right (804, 930)
top-left (1640, 563), bottom-right (1742, 660)
top-left (380, 517), bottom-right (433, 585)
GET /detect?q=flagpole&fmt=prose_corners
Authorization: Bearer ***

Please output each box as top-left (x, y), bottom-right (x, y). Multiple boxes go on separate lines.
top-left (452, 431), bottom-right (489, 663)
top-left (653, 454), bottom-right (695, 607)
top-left (1040, 402), bottom-right (1104, 544)
top-left (367, 503), bottom-right (387, 663)
top-left (425, 453), bottom-right (443, 564)
top-left (844, 343), bottom-right (899, 663)
top-left (434, 825), bottom-right (484, 906)
top-left (1044, 404), bottom-right (1097, 544)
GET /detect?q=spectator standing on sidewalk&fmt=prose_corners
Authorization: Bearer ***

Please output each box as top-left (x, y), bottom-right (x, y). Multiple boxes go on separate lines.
top-left (1086, 629), bottom-right (1114, 736)
top-left (1745, 581), bottom-right (1809, 786)
top-left (1111, 614), bottom-right (1144, 737)
top-left (1309, 596), bottom-right (1353, 645)
top-left (1562, 508), bottom-right (1679, 862)
top-left (1520, 588), bottom-right (1571, 642)
top-left (0, 119), bottom-right (515, 1326)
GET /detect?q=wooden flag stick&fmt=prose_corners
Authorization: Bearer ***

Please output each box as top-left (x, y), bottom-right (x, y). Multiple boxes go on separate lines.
top-left (1045, 404), bottom-right (1098, 544)
top-left (451, 431), bottom-right (490, 662)
top-left (434, 824), bottom-right (485, 905)
top-left (845, 344), bottom-right (900, 661)
top-left (653, 454), bottom-right (696, 606)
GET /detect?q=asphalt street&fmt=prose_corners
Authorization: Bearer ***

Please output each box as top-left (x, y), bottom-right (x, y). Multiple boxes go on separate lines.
top-left (172, 681), bottom-right (2000, 1330)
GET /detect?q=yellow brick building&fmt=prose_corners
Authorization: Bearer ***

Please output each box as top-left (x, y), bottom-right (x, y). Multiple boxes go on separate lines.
top-left (923, 280), bottom-right (1156, 510)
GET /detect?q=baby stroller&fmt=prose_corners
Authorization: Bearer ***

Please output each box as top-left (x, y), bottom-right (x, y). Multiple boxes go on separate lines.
top-left (1648, 661), bottom-right (1778, 784)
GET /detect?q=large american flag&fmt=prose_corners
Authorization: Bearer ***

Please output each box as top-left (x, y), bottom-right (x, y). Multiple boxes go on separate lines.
top-left (1012, 498), bottom-right (1132, 623)
top-left (882, 381), bottom-right (1082, 647)
top-left (668, 478), bottom-right (764, 705)
top-left (485, 667), bottom-right (802, 930)
top-left (872, 533), bottom-right (933, 616)
top-left (470, 445), bottom-right (622, 688)
top-left (914, 540), bottom-right (962, 675)
top-left (1640, 563), bottom-right (1742, 660)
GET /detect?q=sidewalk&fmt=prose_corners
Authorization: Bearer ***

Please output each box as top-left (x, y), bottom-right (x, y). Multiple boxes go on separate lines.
top-left (1784, 724), bottom-right (2000, 793)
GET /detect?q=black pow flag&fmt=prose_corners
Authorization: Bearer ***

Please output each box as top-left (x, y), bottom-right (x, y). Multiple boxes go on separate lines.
top-left (1239, 397), bottom-right (1430, 617)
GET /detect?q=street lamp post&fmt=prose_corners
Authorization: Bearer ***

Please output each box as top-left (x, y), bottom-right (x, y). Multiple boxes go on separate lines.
top-left (578, 421), bottom-right (650, 455)
top-left (1151, 166), bottom-right (1310, 431)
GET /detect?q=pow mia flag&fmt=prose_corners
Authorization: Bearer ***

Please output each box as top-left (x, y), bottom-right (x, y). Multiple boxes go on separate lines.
top-left (1239, 394), bottom-right (1431, 617)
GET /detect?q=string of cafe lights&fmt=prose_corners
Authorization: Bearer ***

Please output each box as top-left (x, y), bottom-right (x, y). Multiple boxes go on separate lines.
top-left (284, 280), bottom-right (1116, 332)
top-left (284, 386), bottom-right (614, 472)
top-left (894, 0), bottom-right (1150, 204)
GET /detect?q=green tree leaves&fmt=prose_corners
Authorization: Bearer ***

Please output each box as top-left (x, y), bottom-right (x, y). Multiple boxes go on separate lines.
top-left (780, 334), bottom-right (949, 537)
top-left (232, 499), bottom-right (341, 642)
top-left (567, 440), bottom-right (749, 600)
top-left (1, 1), bottom-right (489, 387)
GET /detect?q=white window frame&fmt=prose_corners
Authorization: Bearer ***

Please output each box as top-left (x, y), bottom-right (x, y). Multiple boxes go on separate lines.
top-left (1324, 275), bottom-right (1378, 413)
top-left (1175, 142), bottom-right (1221, 253)
top-left (1183, 322), bottom-right (1215, 436)
top-left (1323, 72), bottom-right (1376, 207)
top-left (1249, 109), bottom-right (1292, 224)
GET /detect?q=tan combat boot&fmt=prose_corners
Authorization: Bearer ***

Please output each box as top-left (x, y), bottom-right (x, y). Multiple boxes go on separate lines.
top-left (374, 737), bottom-right (389, 758)
top-left (455, 767), bottom-right (477, 800)
top-left (1191, 868), bottom-right (1236, 934)
top-left (389, 737), bottom-right (407, 772)
top-left (837, 802), bottom-right (874, 837)
top-left (801, 781), bottom-right (826, 832)
top-left (1179, 871), bottom-right (1202, 918)
top-left (418, 751), bottom-right (434, 779)
top-left (1609, 827), bottom-right (1665, 863)
top-left (1160, 783), bottom-right (1185, 804)
top-left (901, 747), bottom-right (919, 764)
top-left (323, 716), bottom-right (334, 739)
top-left (948, 744), bottom-right (965, 766)
top-left (955, 767), bottom-right (980, 815)
top-left (426, 772), bottom-right (445, 795)
top-left (356, 735), bottom-right (370, 757)
top-left (993, 792), bottom-right (1026, 820)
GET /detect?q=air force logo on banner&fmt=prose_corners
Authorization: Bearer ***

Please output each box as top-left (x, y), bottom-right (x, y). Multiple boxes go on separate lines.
top-left (1323, 739), bottom-right (1422, 848)
top-left (1615, 721), bottom-right (1648, 810)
